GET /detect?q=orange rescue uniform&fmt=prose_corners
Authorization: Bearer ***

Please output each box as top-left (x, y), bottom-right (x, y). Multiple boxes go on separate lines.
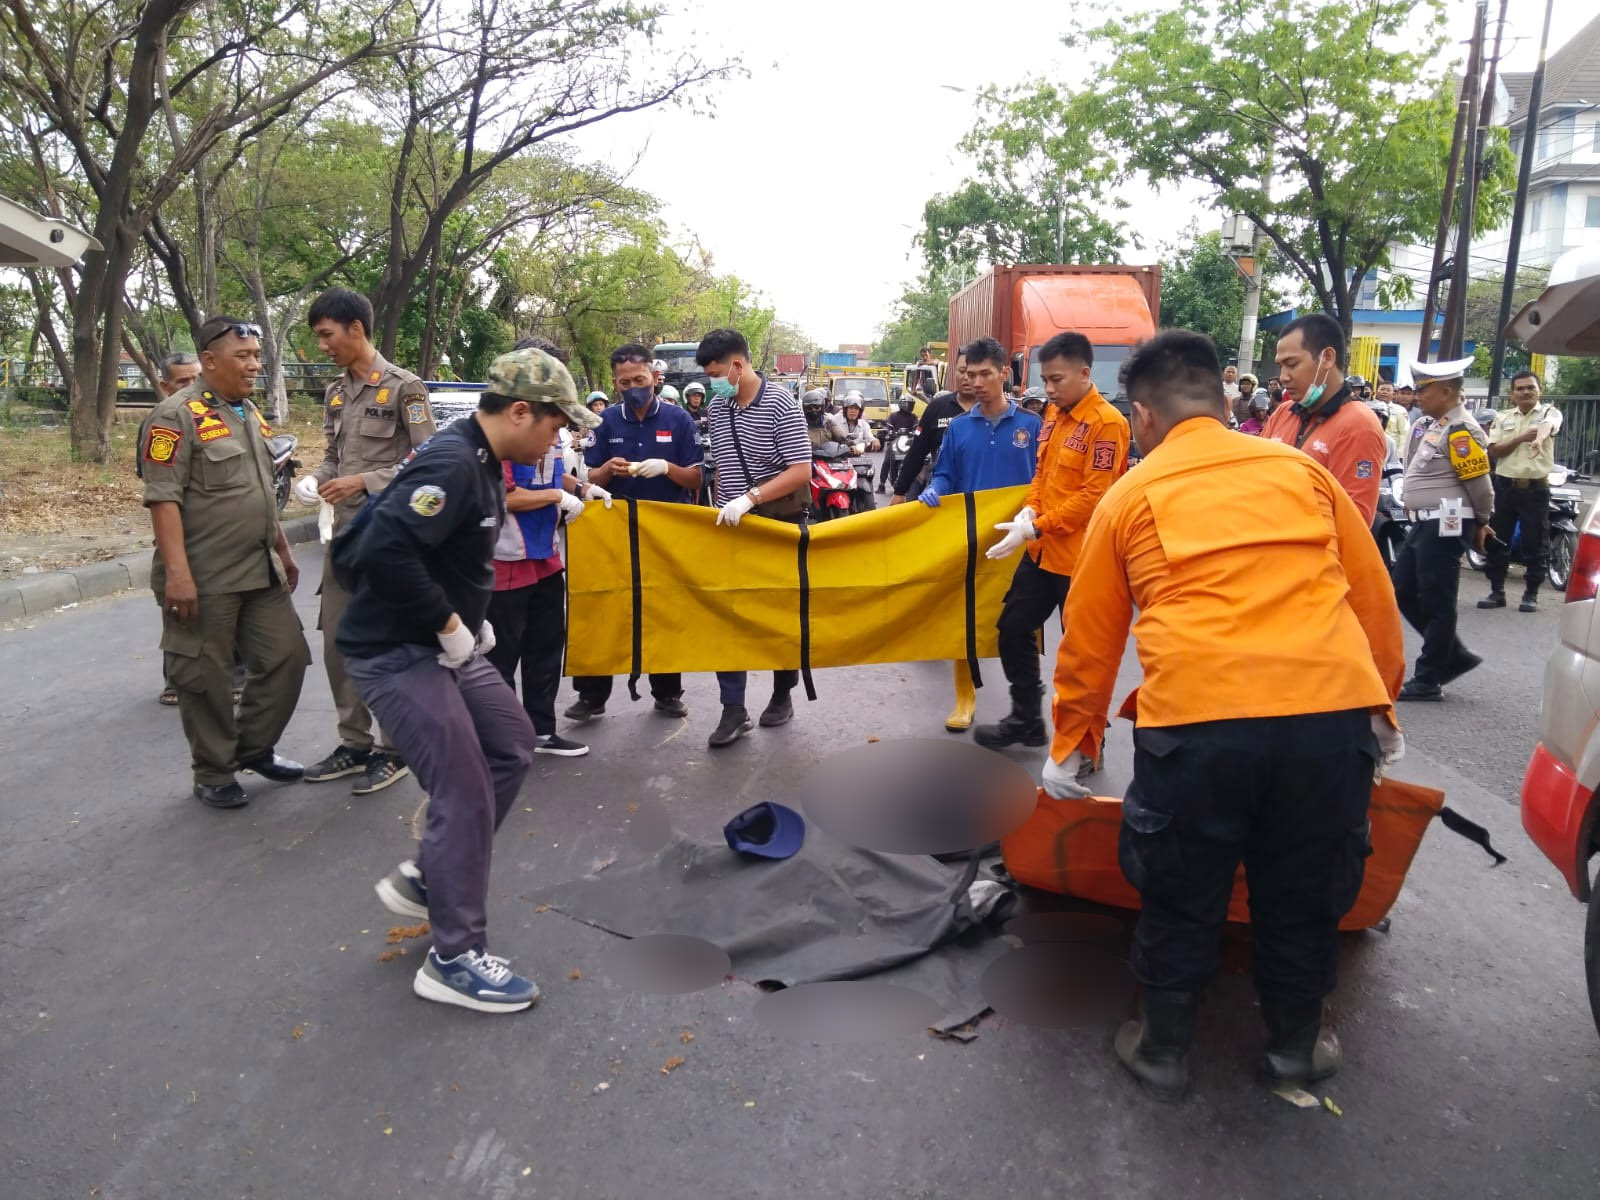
top-left (1261, 389), bottom-right (1389, 524)
top-left (1022, 385), bottom-right (1130, 575)
top-left (1050, 417), bottom-right (1404, 764)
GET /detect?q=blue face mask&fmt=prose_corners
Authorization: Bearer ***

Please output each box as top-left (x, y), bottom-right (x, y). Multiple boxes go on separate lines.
top-left (708, 369), bottom-right (739, 400)
top-left (620, 385), bottom-right (653, 409)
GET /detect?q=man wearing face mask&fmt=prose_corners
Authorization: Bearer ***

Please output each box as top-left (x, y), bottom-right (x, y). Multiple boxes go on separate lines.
top-left (1263, 314), bottom-right (1389, 524)
top-left (696, 327), bottom-right (813, 749)
top-left (566, 342), bottom-right (702, 723)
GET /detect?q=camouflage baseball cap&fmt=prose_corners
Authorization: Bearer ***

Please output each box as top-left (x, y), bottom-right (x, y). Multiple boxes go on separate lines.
top-left (486, 347), bottom-right (599, 429)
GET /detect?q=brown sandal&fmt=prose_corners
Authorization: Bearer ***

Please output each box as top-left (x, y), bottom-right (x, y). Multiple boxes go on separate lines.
top-left (159, 686), bottom-right (179, 706)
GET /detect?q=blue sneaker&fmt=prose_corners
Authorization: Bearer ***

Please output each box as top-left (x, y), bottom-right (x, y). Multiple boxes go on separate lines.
top-left (375, 860), bottom-right (428, 919)
top-left (413, 948), bottom-right (541, 1014)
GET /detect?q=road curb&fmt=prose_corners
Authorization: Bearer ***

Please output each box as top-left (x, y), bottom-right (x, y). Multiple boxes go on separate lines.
top-left (1, 513), bottom-right (318, 621)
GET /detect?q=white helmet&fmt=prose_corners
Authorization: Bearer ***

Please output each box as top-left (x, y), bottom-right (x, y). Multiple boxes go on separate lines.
top-left (651, 358), bottom-right (667, 374)
top-left (844, 389), bottom-right (865, 409)
top-left (659, 385), bottom-right (680, 403)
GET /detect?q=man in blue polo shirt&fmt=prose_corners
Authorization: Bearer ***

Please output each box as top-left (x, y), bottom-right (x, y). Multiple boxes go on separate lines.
top-left (566, 342), bottom-right (703, 722)
top-left (920, 336), bottom-right (1042, 505)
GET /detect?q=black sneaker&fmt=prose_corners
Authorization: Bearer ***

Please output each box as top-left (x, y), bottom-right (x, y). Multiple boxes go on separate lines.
top-left (238, 752), bottom-right (305, 782)
top-left (535, 733), bottom-right (589, 757)
top-left (1439, 651), bottom-right (1483, 685)
top-left (653, 695), bottom-right (689, 719)
top-left (1477, 590), bottom-right (1506, 609)
top-left (1520, 593), bottom-right (1539, 612)
top-left (353, 752), bottom-right (411, 795)
top-left (1397, 678), bottom-right (1444, 702)
top-left (709, 705), bottom-right (753, 748)
top-left (375, 859), bottom-right (428, 919)
top-left (563, 697), bottom-right (605, 723)
top-left (304, 744), bottom-right (371, 782)
top-left (758, 693), bottom-right (794, 728)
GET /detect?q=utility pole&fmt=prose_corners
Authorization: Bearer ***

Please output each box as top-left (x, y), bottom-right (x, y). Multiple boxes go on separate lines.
top-left (1232, 150), bottom-right (1273, 377)
top-left (1418, 85), bottom-right (1471, 362)
top-left (1439, 0), bottom-right (1488, 360)
top-left (1489, 0), bottom-right (1556, 402)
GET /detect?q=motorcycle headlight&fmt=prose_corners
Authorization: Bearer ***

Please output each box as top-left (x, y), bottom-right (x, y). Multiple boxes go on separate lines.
top-left (1390, 477), bottom-right (1404, 505)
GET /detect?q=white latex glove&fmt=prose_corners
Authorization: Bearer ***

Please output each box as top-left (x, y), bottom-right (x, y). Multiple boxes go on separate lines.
top-left (475, 619), bottom-right (496, 655)
top-left (1042, 751), bottom-right (1092, 800)
top-left (717, 492), bottom-right (756, 527)
top-left (1018, 505), bottom-right (1037, 524)
top-left (294, 475), bottom-right (321, 506)
top-left (436, 620), bottom-right (476, 669)
top-left (851, 443), bottom-right (865, 456)
top-left (1371, 713), bottom-right (1405, 773)
top-left (584, 482), bottom-right (612, 508)
top-left (557, 490), bottom-right (585, 522)
top-left (986, 516), bottom-right (1038, 560)
top-left (629, 458), bottom-right (670, 479)
top-left (317, 500), bottom-right (335, 545)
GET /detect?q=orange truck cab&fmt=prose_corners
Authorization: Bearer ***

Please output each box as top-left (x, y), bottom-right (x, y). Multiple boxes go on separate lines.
top-left (947, 264), bottom-right (1162, 408)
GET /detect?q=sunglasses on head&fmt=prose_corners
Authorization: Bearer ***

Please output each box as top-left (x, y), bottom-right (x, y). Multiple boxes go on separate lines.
top-left (201, 321), bottom-right (263, 349)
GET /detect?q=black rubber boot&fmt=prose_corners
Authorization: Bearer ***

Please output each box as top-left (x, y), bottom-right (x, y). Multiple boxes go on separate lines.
top-left (1259, 996), bottom-right (1341, 1085)
top-left (1477, 589), bottom-right (1506, 609)
top-left (1520, 589), bottom-right (1539, 613)
top-left (1114, 988), bottom-right (1197, 1102)
top-left (973, 689), bottom-right (1048, 749)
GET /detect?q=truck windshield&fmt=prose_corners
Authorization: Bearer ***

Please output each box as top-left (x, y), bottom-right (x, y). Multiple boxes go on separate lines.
top-left (834, 378), bottom-right (888, 402)
top-left (653, 346), bottom-right (700, 375)
top-left (1027, 346), bottom-right (1131, 399)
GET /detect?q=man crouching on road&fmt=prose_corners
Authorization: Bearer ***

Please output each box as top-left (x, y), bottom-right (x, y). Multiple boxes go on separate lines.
top-left (342, 346), bottom-right (600, 1014)
top-left (1042, 330), bottom-right (1405, 1101)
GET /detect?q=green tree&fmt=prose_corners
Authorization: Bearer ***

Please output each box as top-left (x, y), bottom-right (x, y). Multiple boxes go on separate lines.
top-left (1068, 0), bottom-right (1516, 335)
top-left (1158, 229), bottom-right (1283, 363)
top-left (920, 82), bottom-right (1126, 273)
top-left (1554, 357), bottom-right (1600, 396)
top-left (872, 267), bottom-right (963, 363)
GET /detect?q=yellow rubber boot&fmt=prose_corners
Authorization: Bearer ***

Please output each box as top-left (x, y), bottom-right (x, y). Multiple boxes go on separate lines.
top-left (944, 660), bottom-right (977, 732)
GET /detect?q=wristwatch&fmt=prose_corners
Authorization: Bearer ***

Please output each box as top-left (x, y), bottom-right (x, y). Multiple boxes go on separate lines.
top-left (748, 486), bottom-right (763, 503)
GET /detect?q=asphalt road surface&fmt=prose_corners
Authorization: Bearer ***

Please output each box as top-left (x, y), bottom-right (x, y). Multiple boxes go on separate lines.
top-left (2, 541), bottom-right (1596, 1200)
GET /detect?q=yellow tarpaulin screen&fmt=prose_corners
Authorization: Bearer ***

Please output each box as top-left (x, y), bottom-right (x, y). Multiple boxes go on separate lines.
top-left (564, 487), bottom-right (1029, 686)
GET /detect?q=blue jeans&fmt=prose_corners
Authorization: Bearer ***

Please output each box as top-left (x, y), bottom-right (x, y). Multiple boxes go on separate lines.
top-left (717, 670), bottom-right (799, 708)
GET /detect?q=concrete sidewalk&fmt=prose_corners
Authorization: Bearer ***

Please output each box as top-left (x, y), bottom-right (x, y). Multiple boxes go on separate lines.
top-left (0, 513), bottom-right (317, 621)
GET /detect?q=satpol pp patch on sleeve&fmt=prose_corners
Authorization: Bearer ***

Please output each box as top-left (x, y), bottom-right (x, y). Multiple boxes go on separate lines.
top-left (409, 484), bottom-right (446, 517)
top-left (144, 426), bottom-right (182, 464)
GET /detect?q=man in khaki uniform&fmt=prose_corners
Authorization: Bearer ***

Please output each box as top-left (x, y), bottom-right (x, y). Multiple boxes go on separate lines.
top-left (296, 287), bottom-right (435, 794)
top-left (142, 316), bottom-right (311, 809)
top-left (1479, 370), bottom-right (1563, 612)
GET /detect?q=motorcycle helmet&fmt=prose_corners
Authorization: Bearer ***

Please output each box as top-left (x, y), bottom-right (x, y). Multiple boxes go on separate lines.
top-left (650, 358), bottom-right (667, 376)
top-left (842, 390), bottom-right (864, 418)
top-left (659, 385), bottom-right (680, 404)
top-left (897, 395), bottom-right (915, 411)
top-left (586, 391), bottom-right (608, 414)
top-left (802, 390), bottom-right (826, 417)
top-left (1248, 391), bottom-right (1270, 414)
top-left (684, 381), bottom-right (706, 398)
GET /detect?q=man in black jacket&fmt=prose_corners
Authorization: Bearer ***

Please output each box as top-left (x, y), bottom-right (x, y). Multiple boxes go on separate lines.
top-left (339, 346), bottom-right (600, 1014)
top-left (889, 351), bottom-right (974, 503)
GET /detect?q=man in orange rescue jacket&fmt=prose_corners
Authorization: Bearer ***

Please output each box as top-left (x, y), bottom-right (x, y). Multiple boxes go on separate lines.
top-left (1042, 330), bottom-right (1406, 1102)
top-left (976, 331), bottom-right (1129, 750)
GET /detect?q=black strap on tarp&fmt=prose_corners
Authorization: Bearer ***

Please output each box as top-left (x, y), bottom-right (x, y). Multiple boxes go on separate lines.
top-left (1439, 805), bottom-right (1508, 865)
top-left (963, 492), bottom-right (984, 689)
top-left (797, 518), bottom-right (818, 701)
top-left (626, 499), bottom-right (643, 702)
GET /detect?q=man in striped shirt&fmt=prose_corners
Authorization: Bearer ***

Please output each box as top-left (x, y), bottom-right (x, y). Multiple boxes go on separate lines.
top-left (698, 327), bottom-right (813, 749)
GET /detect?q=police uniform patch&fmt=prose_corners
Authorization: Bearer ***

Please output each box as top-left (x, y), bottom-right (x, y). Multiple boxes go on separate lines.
top-left (1091, 441), bottom-right (1117, 471)
top-left (409, 484), bottom-right (446, 517)
top-left (192, 410), bottom-right (232, 443)
top-left (1449, 430), bottom-right (1490, 481)
top-left (406, 400), bottom-right (426, 425)
top-left (376, 387), bottom-right (391, 405)
top-left (368, 369), bottom-right (382, 385)
top-left (1355, 459), bottom-right (1374, 478)
top-left (329, 393), bottom-right (344, 409)
top-left (1012, 428), bottom-right (1031, 449)
top-left (144, 425), bottom-right (181, 464)
top-left (186, 399), bottom-right (210, 417)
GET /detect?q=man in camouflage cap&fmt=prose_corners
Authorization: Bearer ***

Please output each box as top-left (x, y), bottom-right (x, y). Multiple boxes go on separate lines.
top-left (339, 343), bottom-right (599, 1013)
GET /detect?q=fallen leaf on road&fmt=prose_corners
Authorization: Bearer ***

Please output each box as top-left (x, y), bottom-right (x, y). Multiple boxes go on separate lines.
top-left (568, 968), bottom-right (582, 980)
top-left (660, 1056), bottom-right (685, 1075)
top-left (625, 803), bottom-right (640, 814)
top-left (1272, 1085), bottom-right (1321, 1109)
top-left (680, 1030), bottom-right (694, 1044)
top-left (743, 1100), bottom-right (755, 1108)
top-left (386, 922), bottom-right (429, 943)
top-left (377, 948), bottom-right (407, 962)
top-left (383, 1127), bottom-right (393, 1136)
top-left (449, 1082), bottom-right (462, 1093)
top-left (291, 1025), bottom-right (304, 1040)
top-left (1323, 1097), bottom-right (1344, 1117)
top-left (536, 904), bottom-right (551, 913)
top-left (867, 736), bottom-right (880, 743)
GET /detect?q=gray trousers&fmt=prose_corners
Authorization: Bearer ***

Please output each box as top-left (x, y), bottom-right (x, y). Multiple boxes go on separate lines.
top-left (318, 546), bottom-right (390, 752)
top-left (345, 644), bottom-right (536, 959)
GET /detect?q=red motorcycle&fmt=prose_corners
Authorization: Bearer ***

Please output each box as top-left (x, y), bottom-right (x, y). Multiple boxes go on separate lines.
top-left (809, 441), bottom-right (862, 520)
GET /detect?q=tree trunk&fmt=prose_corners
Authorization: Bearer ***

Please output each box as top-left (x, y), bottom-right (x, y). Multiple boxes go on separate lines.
top-left (440, 276), bottom-right (471, 379)
top-left (70, 224), bottom-right (139, 462)
top-left (243, 254), bottom-right (288, 422)
top-left (25, 271), bottom-right (69, 382)
top-left (195, 164), bottom-right (219, 317)
top-left (418, 253), bottom-right (442, 377)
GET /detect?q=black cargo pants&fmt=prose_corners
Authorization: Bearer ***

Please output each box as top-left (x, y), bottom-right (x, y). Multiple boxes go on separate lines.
top-left (1118, 710), bottom-right (1378, 1006)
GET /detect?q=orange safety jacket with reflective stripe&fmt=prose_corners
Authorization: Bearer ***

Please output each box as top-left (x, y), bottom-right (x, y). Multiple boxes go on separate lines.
top-left (1050, 417), bottom-right (1404, 764)
top-left (1021, 386), bottom-right (1130, 577)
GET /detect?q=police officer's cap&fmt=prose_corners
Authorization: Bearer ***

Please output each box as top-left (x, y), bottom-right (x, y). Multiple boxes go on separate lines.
top-left (487, 347), bottom-right (599, 429)
top-left (1408, 355), bottom-right (1476, 387)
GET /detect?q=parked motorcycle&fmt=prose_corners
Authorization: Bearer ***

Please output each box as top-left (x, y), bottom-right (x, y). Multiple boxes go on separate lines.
top-left (848, 445), bottom-right (877, 513)
top-left (810, 441), bottom-right (866, 520)
top-left (268, 432), bottom-right (300, 512)
top-left (1464, 465), bottom-right (1585, 590)
top-left (880, 429), bottom-right (929, 497)
top-left (1370, 456), bottom-right (1410, 569)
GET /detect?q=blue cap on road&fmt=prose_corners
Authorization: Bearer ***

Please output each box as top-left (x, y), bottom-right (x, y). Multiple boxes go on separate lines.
top-left (724, 802), bottom-right (806, 860)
